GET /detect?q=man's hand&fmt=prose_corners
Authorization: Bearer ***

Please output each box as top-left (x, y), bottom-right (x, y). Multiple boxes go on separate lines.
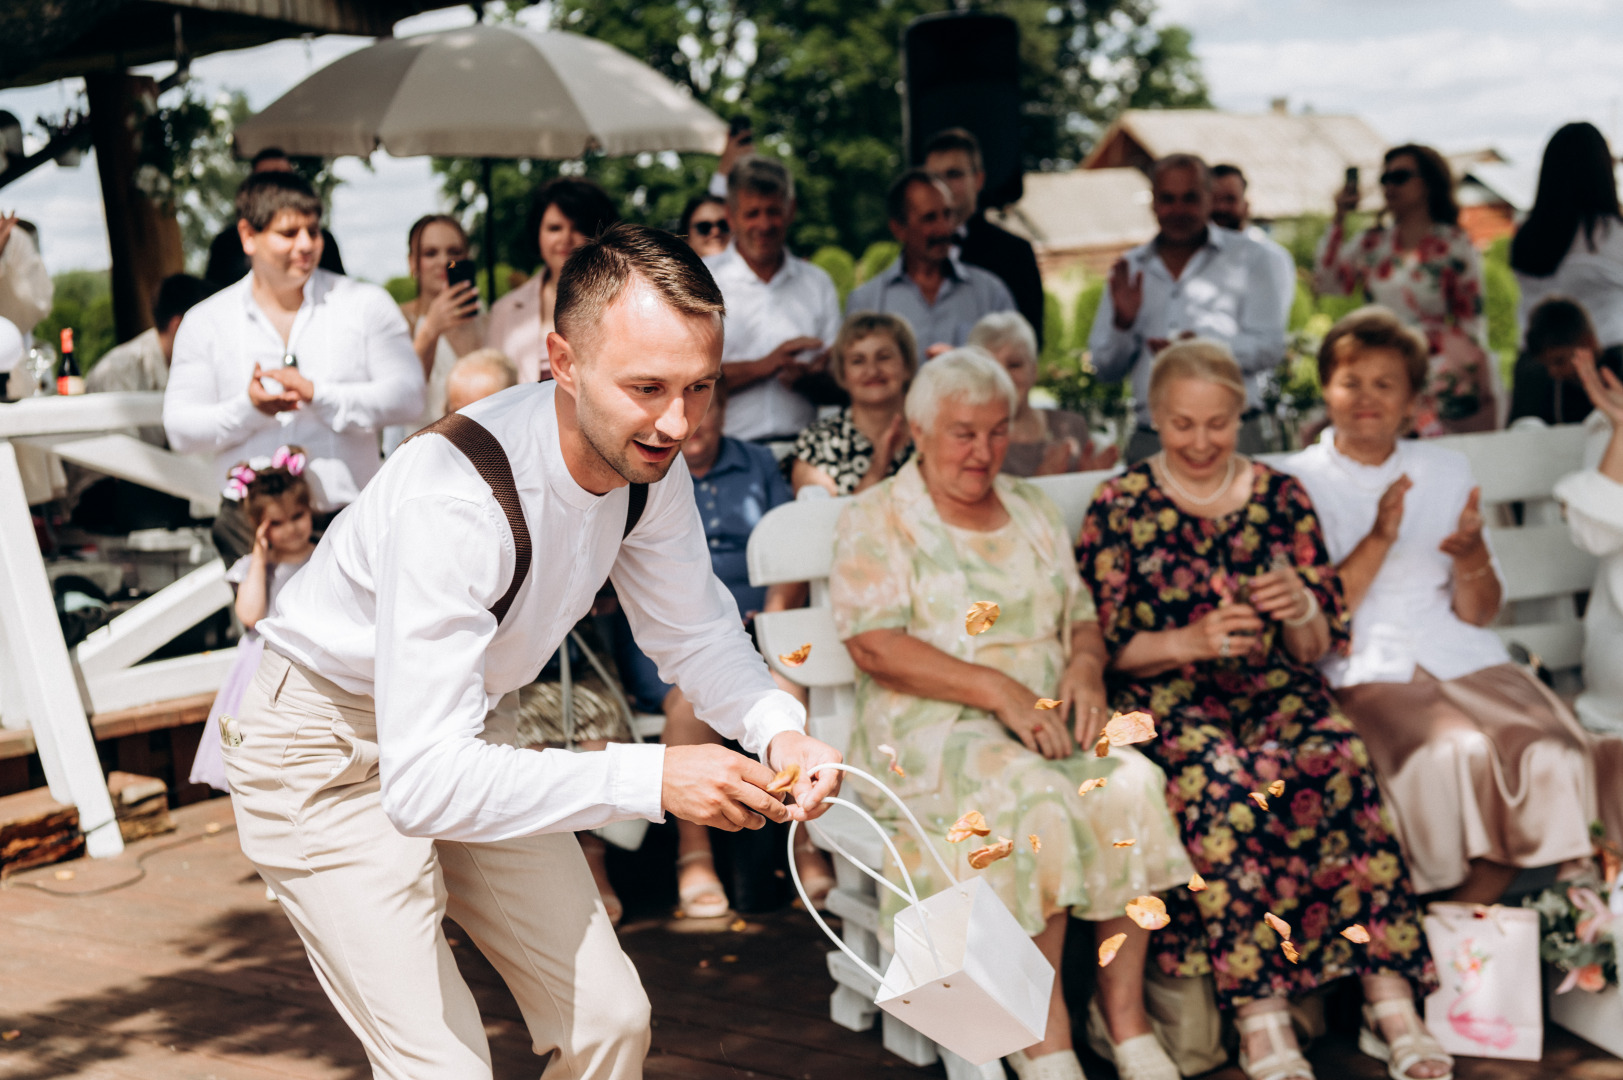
top-left (766, 730), bottom-right (843, 820)
top-left (661, 744), bottom-right (793, 831)
top-left (276, 365), bottom-right (316, 404)
top-left (1110, 258), bottom-right (1144, 330)
top-left (248, 364), bottom-right (301, 416)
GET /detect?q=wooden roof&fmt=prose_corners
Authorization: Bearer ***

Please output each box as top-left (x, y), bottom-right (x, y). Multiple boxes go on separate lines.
top-left (990, 167), bottom-right (1155, 254)
top-left (2, 0), bottom-right (449, 88)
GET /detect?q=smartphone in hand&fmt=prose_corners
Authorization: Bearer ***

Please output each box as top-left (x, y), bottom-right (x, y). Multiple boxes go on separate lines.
top-left (446, 259), bottom-right (479, 292)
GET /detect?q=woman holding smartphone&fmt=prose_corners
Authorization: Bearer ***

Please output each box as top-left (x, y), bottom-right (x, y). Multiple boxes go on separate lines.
top-left (386, 214), bottom-right (486, 451)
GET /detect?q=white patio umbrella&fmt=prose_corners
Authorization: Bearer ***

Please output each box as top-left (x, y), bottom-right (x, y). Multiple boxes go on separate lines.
top-left (234, 22), bottom-right (727, 292)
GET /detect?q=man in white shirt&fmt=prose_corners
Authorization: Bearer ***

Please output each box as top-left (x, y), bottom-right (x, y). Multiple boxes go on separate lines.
top-left (1210, 163), bottom-right (1299, 317)
top-left (233, 224), bottom-right (841, 1079)
top-left (705, 157), bottom-right (842, 443)
top-left (163, 172), bottom-right (423, 558)
top-left (1089, 153), bottom-right (1289, 462)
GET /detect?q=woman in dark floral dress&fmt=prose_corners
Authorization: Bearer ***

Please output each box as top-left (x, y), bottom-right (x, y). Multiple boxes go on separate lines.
top-left (1076, 340), bottom-right (1450, 1080)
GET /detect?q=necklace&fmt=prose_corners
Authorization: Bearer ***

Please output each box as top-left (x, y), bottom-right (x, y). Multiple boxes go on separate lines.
top-left (1154, 451), bottom-right (1238, 506)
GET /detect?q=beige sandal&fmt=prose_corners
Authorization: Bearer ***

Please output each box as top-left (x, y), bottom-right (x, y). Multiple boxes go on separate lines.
top-left (1359, 999), bottom-right (1453, 1080)
top-left (1006, 1048), bottom-right (1087, 1080)
top-left (676, 850), bottom-right (730, 919)
top-left (1235, 1006), bottom-right (1314, 1080)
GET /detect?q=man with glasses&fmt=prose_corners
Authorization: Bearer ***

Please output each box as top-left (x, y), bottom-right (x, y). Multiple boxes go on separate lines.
top-left (704, 156), bottom-right (842, 444)
top-left (923, 127), bottom-right (1046, 349)
top-left (1088, 153), bottom-right (1290, 463)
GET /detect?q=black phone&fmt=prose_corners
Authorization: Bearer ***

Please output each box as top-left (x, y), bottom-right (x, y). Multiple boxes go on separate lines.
top-left (446, 259), bottom-right (479, 291)
top-left (729, 114), bottom-right (752, 136)
top-left (1344, 165), bottom-right (1360, 190)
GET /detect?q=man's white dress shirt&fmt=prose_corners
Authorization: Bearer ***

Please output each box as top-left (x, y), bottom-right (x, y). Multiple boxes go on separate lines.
top-left (257, 382), bottom-right (806, 842)
top-left (1241, 223), bottom-right (1299, 317)
top-left (163, 269), bottom-right (424, 510)
top-left (1088, 227), bottom-right (1289, 427)
top-left (705, 244), bottom-right (842, 442)
top-left (1280, 431), bottom-right (1508, 688)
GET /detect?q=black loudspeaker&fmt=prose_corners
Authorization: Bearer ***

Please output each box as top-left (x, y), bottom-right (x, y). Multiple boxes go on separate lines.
top-left (902, 12), bottom-right (1023, 210)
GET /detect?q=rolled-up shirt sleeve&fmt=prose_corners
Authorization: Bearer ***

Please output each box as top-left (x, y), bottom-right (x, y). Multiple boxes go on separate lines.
top-left (308, 291), bottom-right (425, 433)
top-left (611, 468), bottom-right (805, 758)
top-left (373, 488), bottom-right (665, 842)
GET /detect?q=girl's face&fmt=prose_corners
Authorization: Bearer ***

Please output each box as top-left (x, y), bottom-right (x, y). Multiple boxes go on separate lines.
top-left (413, 221), bottom-right (468, 298)
top-left (259, 494), bottom-right (313, 556)
top-left (841, 332), bottom-right (911, 407)
top-left (540, 204), bottom-right (590, 277)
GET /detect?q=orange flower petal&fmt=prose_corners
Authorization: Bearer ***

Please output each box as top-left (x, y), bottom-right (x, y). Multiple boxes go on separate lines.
top-left (1341, 924), bottom-right (1371, 944)
top-left (1125, 895), bottom-right (1170, 931)
top-left (1095, 733), bottom-right (1111, 757)
top-left (1267, 780), bottom-right (1286, 798)
top-left (1249, 792), bottom-right (1269, 811)
top-left (1034, 698), bottom-right (1062, 710)
top-left (876, 743), bottom-right (906, 779)
top-left (778, 643), bottom-right (811, 667)
top-left (1098, 932), bottom-right (1128, 967)
top-left (1028, 833), bottom-right (1042, 853)
top-left (946, 810), bottom-right (991, 843)
top-left (1078, 777), bottom-right (1109, 796)
top-left (765, 764), bottom-right (801, 794)
top-left (965, 601), bottom-right (1000, 636)
top-left (1188, 872), bottom-right (1208, 892)
top-left (968, 836), bottom-right (1014, 869)
top-left (1103, 710), bottom-right (1157, 746)
top-left (1265, 912), bottom-right (1292, 941)
top-left (1282, 941), bottom-right (1300, 964)
top-left (1112, 838), bottom-right (1136, 848)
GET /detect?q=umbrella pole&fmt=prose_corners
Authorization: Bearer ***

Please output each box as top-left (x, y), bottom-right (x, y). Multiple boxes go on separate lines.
top-left (481, 156), bottom-right (496, 304)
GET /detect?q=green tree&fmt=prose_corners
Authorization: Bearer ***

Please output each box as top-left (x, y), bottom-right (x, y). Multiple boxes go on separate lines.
top-left (38, 270), bottom-right (116, 368)
top-left (433, 0), bottom-right (1207, 267)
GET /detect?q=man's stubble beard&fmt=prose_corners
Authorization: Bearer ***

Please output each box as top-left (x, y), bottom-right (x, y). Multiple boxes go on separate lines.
top-left (574, 376), bottom-right (681, 486)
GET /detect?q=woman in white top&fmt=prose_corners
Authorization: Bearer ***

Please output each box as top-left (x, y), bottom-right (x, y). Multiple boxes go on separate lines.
top-left (485, 178), bottom-right (619, 383)
top-left (386, 215), bottom-right (487, 452)
top-left (1283, 307), bottom-right (1623, 902)
top-left (1556, 348), bottom-right (1623, 734)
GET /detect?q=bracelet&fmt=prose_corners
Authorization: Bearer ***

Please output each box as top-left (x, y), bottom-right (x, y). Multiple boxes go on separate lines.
top-left (1457, 563), bottom-right (1493, 582)
top-left (1283, 589), bottom-right (1320, 628)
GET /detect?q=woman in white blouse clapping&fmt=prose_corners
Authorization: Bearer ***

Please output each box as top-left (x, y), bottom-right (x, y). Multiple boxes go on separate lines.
top-left (1283, 307), bottom-right (1623, 903)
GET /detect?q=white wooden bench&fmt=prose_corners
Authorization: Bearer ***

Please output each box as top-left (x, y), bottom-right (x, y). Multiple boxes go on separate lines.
top-left (746, 428), bottom-right (1593, 1073)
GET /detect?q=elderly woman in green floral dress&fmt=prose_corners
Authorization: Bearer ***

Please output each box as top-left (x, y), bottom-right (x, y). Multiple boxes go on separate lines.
top-left (830, 347), bottom-right (1193, 1080)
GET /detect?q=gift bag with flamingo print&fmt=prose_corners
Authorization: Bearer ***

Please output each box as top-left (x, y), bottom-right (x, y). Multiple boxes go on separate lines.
top-left (1422, 902), bottom-right (1542, 1060)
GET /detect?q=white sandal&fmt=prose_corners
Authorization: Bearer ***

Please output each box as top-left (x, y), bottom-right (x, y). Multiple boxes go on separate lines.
top-left (1358, 999), bottom-right (1453, 1080)
top-left (1006, 1048), bottom-right (1087, 1080)
top-left (1084, 997), bottom-right (1178, 1080)
top-left (1235, 1006), bottom-right (1314, 1080)
top-left (676, 850), bottom-right (730, 920)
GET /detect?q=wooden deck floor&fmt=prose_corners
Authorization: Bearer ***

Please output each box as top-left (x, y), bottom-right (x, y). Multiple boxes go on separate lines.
top-left (2, 800), bottom-right (1620, 1080)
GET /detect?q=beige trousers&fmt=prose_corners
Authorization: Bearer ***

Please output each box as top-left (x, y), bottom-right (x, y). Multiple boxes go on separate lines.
top-left (224, 649), bottom-right (651, 1079)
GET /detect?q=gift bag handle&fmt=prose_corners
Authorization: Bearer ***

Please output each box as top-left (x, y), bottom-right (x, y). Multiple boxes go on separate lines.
top-left (787, 762), bottom-right (959, 987)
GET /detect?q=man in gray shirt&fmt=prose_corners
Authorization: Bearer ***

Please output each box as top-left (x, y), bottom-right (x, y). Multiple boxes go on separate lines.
top-left (846, 169), bottom-right (1015, 357)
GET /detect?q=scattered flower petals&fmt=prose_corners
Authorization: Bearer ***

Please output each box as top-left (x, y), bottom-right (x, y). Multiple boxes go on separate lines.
top-left (698, 958), bottom-right (710, 967)
top-left (778, 643), bottom-right (812, 667)
top-left (1249, 792), bottom-right (1269, 810)
top-left (1078, 777), bottom-right (1109, 796)
top-left (204, 821), bottom-right (223, 834)
top-left (876, 743), bottom-right (906, 778)
top-left (947, 810), bottom-right (991, 843)
top-left (1103, 710), bottom-right (1157, 746)
top-left (1034, 698), bottom-right (1062, 710)
top-left (1, 1030), bottom-right (18, 1041)
top-left (1112, 838), bottom-right (1136, 848)
top-left (968, 836), bottom-right (1014, 869)
top-left (1282, 941), bottom-right (1300, 964)
top-left (1098, 932), bottom-right (1128, 967)
top-left (1265, 912), bottom-right (1292, 941)
top-left (1341, 924), bottom-right (1371, 944)
top-left (1095, 733), bottom-right (1111, 757)
top-left (1267, 780), bottom-right (1286, 798)
top-left (53, 869), bottom-right (74, 881)
top-left (965, 601), bottom-right (1000, 636)
top-left (1126, 895), bottom-right (1170, 930)
top-left (1188, 872), bottom-right (1207, 892)
top-left (722, 954), bottom-right (738, 963)
top-left (729, 917), bottom-right (748, 932)
top-left (765, 764), bottom-right (801, 794)
top-left (1028, 834), bottom-right (1041, 853)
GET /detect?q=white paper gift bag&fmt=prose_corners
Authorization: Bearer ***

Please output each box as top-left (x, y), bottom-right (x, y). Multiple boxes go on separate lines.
top-left (789, 764), bottom-right (1054, 1066)
top-left (1422, 902), bottom-right (1543, 1061)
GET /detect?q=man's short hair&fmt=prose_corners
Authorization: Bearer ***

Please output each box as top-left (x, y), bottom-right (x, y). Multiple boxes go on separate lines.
top-left (1211, 163), bottom-right (1247, 189)
top-left (235, 171), bottom-right (322, 232)
top-left (726, 156), bottom-right (795, 206)
top-left (922, 127), bottom-right (983, 174)
top-left (249, 147), bottom-right (291, 169)
top-left (555, 223), bottom-right (726, 351)
top-left (886, 169), bottom-right (951, 224)
top-left (1525, 296), bottom-right (1598, 358)
top-left (151, 274), bottom-right (215, 329)
top-left (1152, 153), bottom-right (1212, 191)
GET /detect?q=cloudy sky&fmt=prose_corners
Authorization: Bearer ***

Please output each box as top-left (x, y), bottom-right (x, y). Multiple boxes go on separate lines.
top-left (2, 0), bottom-right (1620, 284)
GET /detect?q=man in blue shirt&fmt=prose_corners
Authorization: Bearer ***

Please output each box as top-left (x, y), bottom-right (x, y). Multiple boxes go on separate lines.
top-left (846, 169), bottom-right (1016, 357)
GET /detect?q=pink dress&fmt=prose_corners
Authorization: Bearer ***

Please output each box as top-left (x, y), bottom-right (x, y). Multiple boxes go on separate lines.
top-left (189, 555), bottom-right (308, 791)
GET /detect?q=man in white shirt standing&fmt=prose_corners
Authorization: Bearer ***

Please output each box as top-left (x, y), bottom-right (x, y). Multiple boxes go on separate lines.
top-left (230, 224), bottom-right (841, 1079)
top-left (1209, 163), bottom-right (1299, 318)
top-left (1089, 153), bottom-right (1290, 463)
top-left (705, 157), bottom-right (842, 444)
top-left (163, 172), bottom-right (423, 558)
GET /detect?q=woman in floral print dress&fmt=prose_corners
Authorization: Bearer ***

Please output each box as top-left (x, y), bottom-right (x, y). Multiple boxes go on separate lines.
top-left (1314, 144), bottom-right (1498, 436)
top-left (1076, 340), bottom-right (1449, 1080)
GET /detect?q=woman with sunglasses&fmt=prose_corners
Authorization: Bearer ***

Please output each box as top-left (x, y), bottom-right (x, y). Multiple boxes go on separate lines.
top-left (680, 194), bottom-right (731, 258)
top-left (1314, 145), bottom-right (1498, 436)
